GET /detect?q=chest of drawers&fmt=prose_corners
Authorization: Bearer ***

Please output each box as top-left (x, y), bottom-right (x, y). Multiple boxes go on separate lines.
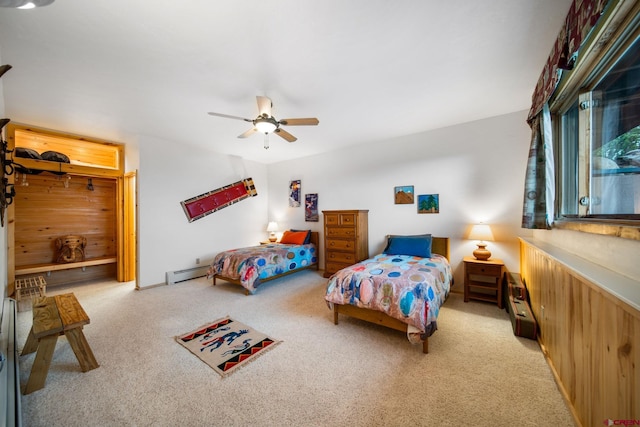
top-left (323, 210), bottom-right (369, 278)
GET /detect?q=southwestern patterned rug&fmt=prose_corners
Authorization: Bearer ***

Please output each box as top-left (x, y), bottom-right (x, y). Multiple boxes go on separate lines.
top-left (176, 317), bottom-right (281, 377)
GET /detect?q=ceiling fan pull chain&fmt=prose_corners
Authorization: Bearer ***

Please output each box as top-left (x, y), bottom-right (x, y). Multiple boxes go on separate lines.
top-left (264, 133), bottom-right (269, 150)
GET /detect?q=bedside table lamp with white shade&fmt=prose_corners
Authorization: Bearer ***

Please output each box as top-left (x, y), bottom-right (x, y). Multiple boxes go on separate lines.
top-left (266, 221), bottom-right (279, 242)
top-left (469, 223), bottom-right (494, 261)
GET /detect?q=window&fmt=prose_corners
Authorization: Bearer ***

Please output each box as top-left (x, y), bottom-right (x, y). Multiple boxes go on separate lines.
top-left (556, 12), bottom-right (640, 222)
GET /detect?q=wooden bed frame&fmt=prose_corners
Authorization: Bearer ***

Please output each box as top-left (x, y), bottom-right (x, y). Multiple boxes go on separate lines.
top-left (332, 236), bottom-right (450, 354)
top-left (213, 231), bottom-right (320, 295)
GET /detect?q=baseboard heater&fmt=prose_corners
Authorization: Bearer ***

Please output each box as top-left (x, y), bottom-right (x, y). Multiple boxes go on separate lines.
top-left (165, 266), bottom-right (209, 285)
top-left (0, 298), bottom-right (22, 426)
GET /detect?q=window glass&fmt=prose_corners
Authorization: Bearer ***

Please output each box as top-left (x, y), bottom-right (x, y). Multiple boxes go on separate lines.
top-left (590, 35), bottom-right (640, 216)
top-left (560, 101), bottom-right (580, 216)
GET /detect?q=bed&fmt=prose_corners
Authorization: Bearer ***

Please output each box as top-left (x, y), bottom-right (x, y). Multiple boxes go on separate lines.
top-left (207, 231), bottom-right (319, 295)
top-left (324, 235), bottom-right (451, 353)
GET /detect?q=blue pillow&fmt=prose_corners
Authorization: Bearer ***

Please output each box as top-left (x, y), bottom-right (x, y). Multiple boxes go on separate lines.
top-left (291, 229), bottom-right (312, 244)
top-left (383, 234), bottom-right (432, 258)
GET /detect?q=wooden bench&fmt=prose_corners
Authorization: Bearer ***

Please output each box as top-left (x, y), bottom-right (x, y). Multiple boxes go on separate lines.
top-left (21, 293), bottom-right (99, 394)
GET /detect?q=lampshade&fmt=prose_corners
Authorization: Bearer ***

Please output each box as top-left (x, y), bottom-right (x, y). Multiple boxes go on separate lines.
top-left (0, 0), bottom-right (55, 7)
top-left (469, 223), bottom-right (494, 261)
top-left (266, 221), bottom-right (279, 242)
top-left (468, 223), bottom-right (494, 242)
top-left (255, 118), bottom-right (277, 134)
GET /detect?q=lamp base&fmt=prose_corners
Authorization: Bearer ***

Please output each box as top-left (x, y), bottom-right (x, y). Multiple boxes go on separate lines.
top-left (268, 233), bottom-right (277, 242)
top-left (473, 243), bottom-right (491, 261)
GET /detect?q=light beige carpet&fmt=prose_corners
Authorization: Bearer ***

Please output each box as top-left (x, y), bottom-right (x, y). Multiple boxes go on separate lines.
top-left (16, 270), bottom-right (575, 427)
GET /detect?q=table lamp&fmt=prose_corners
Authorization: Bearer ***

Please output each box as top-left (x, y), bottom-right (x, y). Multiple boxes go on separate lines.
top-left (469, 223), bottom-right (494, 261)
top-left (267, 221), bottom-right (279, 242)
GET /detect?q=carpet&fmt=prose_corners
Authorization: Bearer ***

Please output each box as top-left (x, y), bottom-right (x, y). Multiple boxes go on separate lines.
top-left (176, 316), bottom-right (281, 377)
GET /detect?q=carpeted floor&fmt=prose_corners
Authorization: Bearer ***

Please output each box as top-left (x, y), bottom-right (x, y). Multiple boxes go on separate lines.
top-left (16, 270), bottom-right (575, 426)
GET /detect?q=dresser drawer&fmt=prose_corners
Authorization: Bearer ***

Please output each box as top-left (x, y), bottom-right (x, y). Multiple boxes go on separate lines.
top-left (465, 262), bottom-right (502, 276)
top-left (324, 212), bottom-right (357, 226)
top-left (326, 251), bottom-right (356, 264)
top-left (326, 238), bottom-right (355, 251)
top-left (325, 227), bottom-right (356, 238)
top-left (325, 261), bottom-right (353, 275)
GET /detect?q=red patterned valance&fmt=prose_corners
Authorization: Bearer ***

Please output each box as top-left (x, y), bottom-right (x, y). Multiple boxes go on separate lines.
top-left (528, 0), bottom-right (610, 122)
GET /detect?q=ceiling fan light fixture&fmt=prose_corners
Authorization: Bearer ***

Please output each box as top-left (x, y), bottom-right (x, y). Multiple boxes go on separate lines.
top-left (0, 0), bottom-right (55, 8)
top-left (254, 117), bottom-right (277, 134)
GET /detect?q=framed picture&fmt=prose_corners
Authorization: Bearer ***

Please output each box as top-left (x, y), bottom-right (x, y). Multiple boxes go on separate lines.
top-left (289, 180), bottom-right (301, 207)
top-left (417, 194), bottom-right (439, 214)
top-left (394, 185), bottom-right (414, 204)
top-left (305, 193), bottom-right (318, 222)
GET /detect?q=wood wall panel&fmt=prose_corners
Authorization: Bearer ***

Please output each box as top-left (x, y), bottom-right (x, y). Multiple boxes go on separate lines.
top-left (520, 239), bottom-right (639, 426)
top-left (35, 264), bottom-right (117, 287)
top-left (14, 173), bottom-right (117, 272)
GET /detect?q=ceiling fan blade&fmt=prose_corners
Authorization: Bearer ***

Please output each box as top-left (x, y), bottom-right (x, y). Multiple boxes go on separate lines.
top-left (279, 118), bottom-right (319, 126)
top-left (274, 128), bottom-right (297, 142)
top-left (238, 127), bottom-right (258, 138)
top-left (256, 96), bottom-right (272, 117)
top-left (208, 112), bottom-right (253, 122)
top-left (0, 64), bottom-right (12, 79)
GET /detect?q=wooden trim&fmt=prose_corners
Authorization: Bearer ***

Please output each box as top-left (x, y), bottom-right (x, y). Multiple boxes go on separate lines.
top-left (554, 219), bottom-right (640, 241)
top-left (123, 172), bottom-right (137, 282)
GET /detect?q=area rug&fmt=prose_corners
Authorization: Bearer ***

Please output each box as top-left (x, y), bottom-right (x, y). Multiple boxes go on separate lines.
top-left (176, 316), bottom-right (281, 377)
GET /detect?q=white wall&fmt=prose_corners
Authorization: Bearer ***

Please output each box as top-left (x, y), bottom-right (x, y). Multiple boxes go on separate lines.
top-left (267, 110), bottom-right (533, 285)
top-left (532, 229), bottom-right (640, 281)
top-left (136, 135), bottom-right (268, 288)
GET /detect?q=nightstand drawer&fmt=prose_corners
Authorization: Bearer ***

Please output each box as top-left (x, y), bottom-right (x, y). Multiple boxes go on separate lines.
top-left (465, 263), bottom-right (502, 276)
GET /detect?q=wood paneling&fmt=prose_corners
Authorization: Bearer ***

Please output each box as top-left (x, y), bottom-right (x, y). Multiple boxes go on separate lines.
top-left (520, 239), bottom-right (639, 426)
top-left (5, 123), bottom-right (127, 295)
top-left (14, 174), bottom-right (116, 265)
top-left (14, 128), bottom-right (121, 170)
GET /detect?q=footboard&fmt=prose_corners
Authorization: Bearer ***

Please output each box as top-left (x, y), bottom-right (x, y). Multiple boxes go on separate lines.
top-left (333, 304), bottom-right (429, 353)
top-left (213, 262), bottom-right (319, 295)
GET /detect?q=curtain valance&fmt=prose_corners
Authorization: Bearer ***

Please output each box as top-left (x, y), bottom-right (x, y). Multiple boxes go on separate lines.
top-left (527, 0), bottom-right (610, 122)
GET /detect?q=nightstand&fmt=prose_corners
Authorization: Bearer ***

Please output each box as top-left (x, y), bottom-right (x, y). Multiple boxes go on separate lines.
top-left (463, 256), bottom-right (505, 308)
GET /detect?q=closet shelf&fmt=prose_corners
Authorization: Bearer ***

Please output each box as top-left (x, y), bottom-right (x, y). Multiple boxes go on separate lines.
top-left (15, 256), bottom-right (116, 275)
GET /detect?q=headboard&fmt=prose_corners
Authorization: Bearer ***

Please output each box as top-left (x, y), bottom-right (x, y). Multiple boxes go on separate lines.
top-left (383, 235), bottom-right (450, 261)
top-left (310, 231), bottom-right (320, 248)
top-left (431, 237), bottom-right (450, 261)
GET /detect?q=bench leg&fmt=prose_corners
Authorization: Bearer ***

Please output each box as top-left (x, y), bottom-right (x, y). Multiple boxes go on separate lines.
top-left (65, 327), bottom-right (99, 372)
top-left (21, 327), bottom-right (39, 356)
top-left (24, 334), bottom-right (58, 394)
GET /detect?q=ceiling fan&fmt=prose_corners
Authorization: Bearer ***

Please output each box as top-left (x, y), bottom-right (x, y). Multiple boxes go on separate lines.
top-left (208, 96), bottom-right (319, 149)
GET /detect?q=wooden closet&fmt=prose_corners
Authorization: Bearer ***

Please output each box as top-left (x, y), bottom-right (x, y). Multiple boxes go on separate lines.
top-left (4, 123), bottom-right (128, 295)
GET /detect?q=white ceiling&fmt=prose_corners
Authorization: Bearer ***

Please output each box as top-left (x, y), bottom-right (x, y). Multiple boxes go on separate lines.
top-left (0, 0), bottom-right (571, 164)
